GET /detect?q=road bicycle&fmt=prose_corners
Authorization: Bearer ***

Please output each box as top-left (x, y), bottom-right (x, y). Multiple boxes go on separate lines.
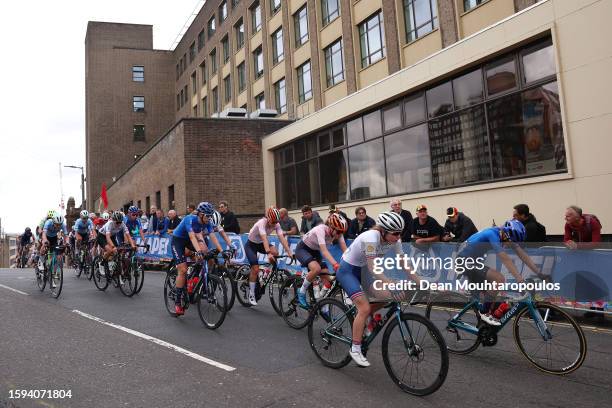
top-left (74, 239), bottom-right (95, 279)
top-left (208, 249), bottom-right (237, 312)
top-left (307, 296), bottom-right (449, 395)
top-left (35, 244), bottom-right (68, 299)
top-left (164, 250), bottom-right (228, 329)
top-left (18, 244), bottom-right (32, 268)
top-left (92, 244), bottom-right (148, 297)
top-left (424, 278), bottom-right (587, 375)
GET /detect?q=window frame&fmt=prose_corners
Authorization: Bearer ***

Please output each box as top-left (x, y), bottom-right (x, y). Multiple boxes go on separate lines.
top-left (271, 28), bottom-right (284, 65)
top-left (274, 77), bottom-right (287, 114)
top-left (132, 65), bottom-right (144, 82)
top-left (324, 38), bottom-right (344, 88)
top-left (132, 96), bottom-right (145, 112)
top-left (403, 0), bottom-right (438, 44)
top-left (358, 11), bottom-right (386, 69)
top-left (294, 5), bottom-right (309, 48)
top-left (250, 1), bottom-right (262, 34)
top-left (253, 46), bottom-right (264, 79)
top-left (321, 0), bottom-right (340, 27)
top-left (235, 19), bottom-right (245, 50)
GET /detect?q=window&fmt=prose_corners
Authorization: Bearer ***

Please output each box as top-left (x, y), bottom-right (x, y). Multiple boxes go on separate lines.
top-left (404, 92), bottom-right (426, 126)
top-left (319, 150), bottom-right (349, 203)
top-left (210, 48), bottom-right (217, 73)
top-left (347, 118), bottom-right (363, 145)
top-left (180, 89), bottom-right (185, 107)
top-left (274, 78), bottom-right (287, 114)
top-left (132, 66), bottom-right (144, 82)
top-left (137, 200), bottom-right (142, 209)
top-left (296, 159), bottom-right (321, 205)
top-left (324, 39), bottom-right (344, 87)
top-left (253, 46), bottom-right (264, 78)
top-left (202, 96), bottom-right (208, 117)
top-left (198, 29), bottom-right (205, 51)
top-left (349, 139), bottom-right (386, 199)
top-left (486, 56), bottom-right (517, 96)
top-left (255, 92), bottom-right (265, 110)
top-left (200, 61), bottom-right (207, 85)
top-left (251, 1), bottom-right (262, 33)
top-left (193, 105), bottom-right (198, 117)
top-left (222, 35), bottom-right (230, 63)
top-left (275, 166), bottom-right (297, 209)
top-left (237, 62), bottom-right (246, 92)
top-left (224, 75), bottom-right (232, 103)
top-left (232, 0), bottom-right (241, 7)
top-left (297, 61), bottom-right (312, 103)
top-left (155, 191), bottom-right (161, 209)
top-left (176, 63), bottom-right (180, 80)
top-left (208, 16), bottom-right (216, 39)
top-left (168, 185), bottom-right (175, 210)
top-left (385, 124), bottom-right (431, 194)
top-left (235, 19), bottom-right (245, 50)
top-left (219, 1), bottom-right (228, 23)
top-left (403, 0), bottom-right (438, 43)
top-left (176, 94), bottom-right (181, 111)
top-left (133, 125), bottom-right (145, 141)
top-left (359, 12), bottom-right (386, 68)
top-left (521, 41), bottom-right (555, 84)
top-left (464, 0), bottom-right (487, 12)
top-left (453, 68), bottom-right (483, 110)
top-left (191, 72), bottom-right (197, 95)
top-left (184, 85), bottom-right (188, 104)
top-left (146, 196), bottom-right (150, 211)
top-left (212, 87), bottom-right (219, 113)
top-left (189, 42), bottom-right (196, 62)
top-left (182, 54), bottom-right (187, 71)
top-left (383, 103), bottom-right (402, 133)
top-left (294, 6), bottom-right (309, 47)
top-left (271, 0), bottom-right (281, 14)
top-left (133, 96), bottom-right (145, 112)
top-left (363, 110), bottom-right (382, 140)
top-left (426, 81), bottom-right (453, 118)
top-left (321, 0), bottom-right (340, 26)
top-left (272, 28), bottom-right (284, 64)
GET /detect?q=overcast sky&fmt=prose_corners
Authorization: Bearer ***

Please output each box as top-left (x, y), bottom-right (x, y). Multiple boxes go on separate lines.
top-left (0, 0), bottom-right (202, 234)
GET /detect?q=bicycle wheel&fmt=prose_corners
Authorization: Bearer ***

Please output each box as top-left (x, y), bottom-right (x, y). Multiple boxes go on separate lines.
top-left (425, 292), bottom-right (481, 354)
top-left (221, 269), bottom-right (236, 312)
top-left (163, 268), bottom-right (178, 317)
top-left (50, 259), bottom-right (63, 299)
top-left (279, 276), bottom-right (314, 329)
top-left (513, 302), bottom-right (587, 375)
top-left (118, 262), bottom-right (136, 297)
top-left (269, 269), bottom-right (289, 316)
top-left (36, 263), bottom-right (46, 291)
top-left (197, 274), bottom-right (227, 329)
top-left (134, 259), bottom-right (145, 294)
top-left (83, 251), bottom-right (93, 280)
top-left (92, 258), bottom-right (109, 291)
top-left (307, 298), bottom-right (353, 369)
top-left (234, 266), bottom-right (253, 308)
top-left (382, 312), bottom-right (449, 395)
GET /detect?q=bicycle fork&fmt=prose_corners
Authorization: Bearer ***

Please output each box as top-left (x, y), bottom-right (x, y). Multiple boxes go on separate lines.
top-left (527, 302), bottom-right (553, 341)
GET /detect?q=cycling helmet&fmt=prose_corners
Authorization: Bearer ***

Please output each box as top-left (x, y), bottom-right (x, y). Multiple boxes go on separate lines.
top-left (52, 213), bottom-right (64, 225)
top-left (112, 211), bottom-right (124, 223)
top-left (196, 201), bottom-right (215, 216)
top-left (47, 210), bottom-right (56, 219)
top-left (502, 219), bottom-right (526, 243)
top-left (25, 227), bottom-right (31, 233)
top-left (376, 211), bottom-right (405, 233)
top-left (128, 205), bottom-right (139, 215)
top-left (101, 212), bottom-right (110, 221)
top-left (326, 213), bottom-right (348, 233)
top-left (80, 210), bottom-right (89, 219)
top-left (266, 206), bottom-right (281, 223)
top-left (209, 210), bottom-right (222, 227)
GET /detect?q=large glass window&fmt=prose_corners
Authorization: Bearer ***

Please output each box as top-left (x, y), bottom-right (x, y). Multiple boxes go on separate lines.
top-left (297, 61), bottom-right (312, 103)
top-left (274, 78), bottom-right (287, 114)
top-left (359, 12), bottom-right (385, 68)
top-left (132, 66), bottom-right (144, 82)
top-left (294, 6), bottom-right (309, 47)
top-left (427, 81), bottom-right (453, 118)
top-left (363, 110), bottom-right (382, 140)
top-left (272, 28), bottom-right (284, 64)
top-left (319, 150), bottom-right (349, 203)
top-left (346, 117), bottom-right (363, 145)
top-left (522, 41), bottom-right (555, 84)
top-left (403, 0), bottom-right (438, 43)
top-left (253, 47), bottom-right (264, 79)
top-left (276, 166), bottom-right (297, 209)
top-left (296, 160), bottom-right (320, 206)
top-left (321, 0), bottom-right (340, 26)
top-left (324, 39), bottom-right (344, 88)
top-left (200, 61), bottom-right (207, 85)
top-left (251, 1), bottom-right (262, 33)
top-left (133, 125), bottom-right (145, 142)
top-left (385, 124), bottom-right (431, 194)
top-left (237, 62), bottom-right (246, 92)
top-left (235, 19), bottom-right (245, 50)
top-left (453, 68), bottom-right (483, 110)
top-left (191, 72), bottom-right (197, 95)
top-left (348, 139), bottom-right (386, 199)
top-left (404, 93), bottom-right (425, 126)
top-left (486, 56), bottom-right (517, 96)
top-left (383, 103), bottom-right (402, 133)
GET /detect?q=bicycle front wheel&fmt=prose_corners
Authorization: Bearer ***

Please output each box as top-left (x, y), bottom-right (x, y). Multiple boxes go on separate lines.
top-left (513, 302), bottom-right (587, 375)
top-left (36, 263), bottom-right (46, 291)
top-left (164, 268), bottom-right (178, 317)
top-left (269, 270), bottom-right (289, 316)
top-left (382, 312), bottom-right (449, 396)
top-left (307, 298), bottom-right (353, 369)
top-left (50, 260), bottom-right (63, 299)
top-left (197, 274), bottom-right (227, 330)
top-left (279, 276), bottom-right (313, 329)
top-left (118, 263), bottom-right (137, 297)
top-left (92, 258), bottom-right (109, 291)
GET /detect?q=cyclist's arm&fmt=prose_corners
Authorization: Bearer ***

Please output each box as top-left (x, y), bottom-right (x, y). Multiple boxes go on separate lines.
top-left (498, 251), bottom-right (524, 282)
top-left (319, 245), bottom-right (338, 270)
top-left (512, 244), bottom-right (541, 276)
top-left (260, 233), bottom-right (272, 254)
top-left (189, 231), bottom-right (205, 253)
top-left (209, 232), bottom-right (223, 253)
top-left (278, 233), bottom-right (293, 257)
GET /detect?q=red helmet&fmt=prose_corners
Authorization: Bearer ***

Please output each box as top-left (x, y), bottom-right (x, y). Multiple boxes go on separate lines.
top-left (326, 213), bottom-right (347, 233)
top-left (266, 206), bottom-right (280, 223)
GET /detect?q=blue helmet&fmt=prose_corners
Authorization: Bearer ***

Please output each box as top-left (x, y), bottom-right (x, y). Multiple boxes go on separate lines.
top-left (128, 205), bottom-right (139, 215)
top-left (196, 201), bottom-right (215, 216)
top-left (502, 219), bottom-right (526, 242)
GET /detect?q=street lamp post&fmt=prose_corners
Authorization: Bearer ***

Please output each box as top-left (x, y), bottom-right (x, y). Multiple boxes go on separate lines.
top-left (64, 165), bottom-right (85, 210)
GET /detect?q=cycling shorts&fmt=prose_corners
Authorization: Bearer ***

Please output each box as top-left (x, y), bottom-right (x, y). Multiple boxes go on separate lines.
top-left (245, 240), bottom-right (266, 266)
top-left (336, 260), bottom-right (364, 300)
top-left (462, 265), bottom-right (489, 284)
top-left (171, 236), bottom-right (195, 265)
top-left (96, 233), bottom-right (117, 249)
top-left (295, 241), bottom-right (329, 271)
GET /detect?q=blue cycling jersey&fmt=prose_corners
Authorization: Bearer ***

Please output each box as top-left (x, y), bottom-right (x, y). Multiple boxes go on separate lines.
top-left (125, 217), bottom-right (143, 237)
top-left (73, 218), bottom-right (94, 234)
top-left (459, 227), bottom-right (502, 258)
top-left (43, 219), bottom-right (68, 238)
top-left (172, 214), bottom-right (214, 240)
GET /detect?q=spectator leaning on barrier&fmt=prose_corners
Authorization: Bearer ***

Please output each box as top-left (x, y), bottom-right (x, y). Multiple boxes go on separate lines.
top-left (218, 200), bottom-right (240, 234)
top-left (166, 210), bottom-right (180, 233)
top-left (411, 204), bottom-right (443, 243)
top-left (186, 204), bottom-right (196, 217)
top-left (329, 204), bottom-right (350, 239)
top-left (150, 209), bottom-right (168, 235)
top-left (564, 205), bottom-right (602, 249)
top-left (347, 206), bottom-right (376, 239)
top-left (300, 205), bottom-right (323, 234)
top-left (390, 199), bottom-right (413, 242)
top-left (148, 205), bottom-right (157, 227)
top-left (513, 204), bottom-right (546, 242)
top-left (443, 207), bottom-right (478, 242)
top-left (279, 208), bottom-right (299, 235)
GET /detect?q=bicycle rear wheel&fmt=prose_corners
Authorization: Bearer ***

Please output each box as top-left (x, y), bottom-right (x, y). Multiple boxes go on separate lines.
top-left (307, 298), bottom-right (353, 369)
top-left (269, 269), bottom-right (289, 316)
top-left (50, 260), bottom-right (63, 299)
top-left (513, 302), bottom-right (587, 375)
top-left (197, 274), bottom-right (227, 329)
top-left (92, 258), bottom-right (109, 291)
top-left (83, 251), bottom-right (93, 280)
top-left (164, 267), bottom-right (178, 317)
top-left (118, 262), bottom-right (136, 297)
top-left (234, 265), bottom-right (253, 308)
top-left (279, 276), bottom-right (314, 329)
top-left (382, 312), bottom-right (449, 395)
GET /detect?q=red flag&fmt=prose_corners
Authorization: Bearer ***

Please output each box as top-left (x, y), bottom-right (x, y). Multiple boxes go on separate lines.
top-left (101, 183), bottom-right (108, 209)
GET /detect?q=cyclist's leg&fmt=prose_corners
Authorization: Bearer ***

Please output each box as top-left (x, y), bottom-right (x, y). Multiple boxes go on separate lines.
top-left (171, 236), bottom-right (191, 312)
top-left (245, 241), bottom-right (265, 302)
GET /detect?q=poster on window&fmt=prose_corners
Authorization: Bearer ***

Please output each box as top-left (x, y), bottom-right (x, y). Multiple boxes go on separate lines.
top-left (523, 89), bottom-right (556, 174)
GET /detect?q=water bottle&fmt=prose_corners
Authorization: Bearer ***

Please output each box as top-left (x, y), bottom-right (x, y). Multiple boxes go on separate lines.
top-left (493, 302), bottom-right (510, 319)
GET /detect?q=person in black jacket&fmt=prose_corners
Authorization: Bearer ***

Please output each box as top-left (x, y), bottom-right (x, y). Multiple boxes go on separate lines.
top-left (390, 199), bottom-right (412, 242)
top-left (219, 200), bottom-right (240, 234)
top-left (513, 204), bottom-right (546, 242)
top-left (411, 204), bottom-right (443, 243)
top-left (442, 207), bottom-right (478, 242)
top-left (166, 210), bottom-right (181, 233)
top-left (347, 206), bottom-right (375, 239)
top-left (300, 205), bottom-right (323, 234)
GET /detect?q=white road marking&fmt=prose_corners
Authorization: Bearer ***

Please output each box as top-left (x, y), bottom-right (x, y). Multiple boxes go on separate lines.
top-left (0, 284), bottom-right (28, 296)
top-left (72, 310), bottom-right (236, 372)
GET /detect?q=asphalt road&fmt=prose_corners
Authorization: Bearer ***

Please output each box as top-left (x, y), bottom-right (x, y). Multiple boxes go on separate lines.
top-left (0, 267), bottom-right (610, 408)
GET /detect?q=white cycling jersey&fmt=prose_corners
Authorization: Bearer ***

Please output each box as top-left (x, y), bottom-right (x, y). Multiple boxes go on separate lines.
top-left (341, 229), bottom-right (403, 267)
top-left (100, 220), bottom-right (129, 236)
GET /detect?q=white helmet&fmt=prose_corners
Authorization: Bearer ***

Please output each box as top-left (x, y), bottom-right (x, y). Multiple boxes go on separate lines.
top-left (102, 212), bottom-right (110, 221)
top-left (80, 210), bottom-right (89, 219)
top-left (210, 210), bottom-right (222, 227)
top-left (52, 213), bottom-right (64, 225)
top-left (376, 211), bottom-right (404, 233)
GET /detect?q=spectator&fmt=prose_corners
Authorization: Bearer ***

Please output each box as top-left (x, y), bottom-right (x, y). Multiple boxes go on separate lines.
top-left (279, 208), bottom-right (299, 235)
top-left (219, 200), bottom-right (240, 233)
top-left (329, 204), bottom-right (350, 239)
top-left (186, 204), bottom-right (196, 216)
top-left (300, 205), bottom-right (323, 234)
top-left (443, 207), bottom-right (478, 242)
top-left (140, 214), bottom-right (149, 233)
top-left (148, 205), bottom-right (157, 228)
top-left (411, 204), bottom-right (443, 243)
top-left (150, 209), bottom-right (168, 235)
top-left (512, 204), bottom-right (546, 243)
top-left (390, 199), bottom-right (413, 242)
top-left (347, 206), bottom-right (375, 239)
top-left (166, 210), bottom-right (180, 233)
top-left (564, 205), bottom-right (602, 249)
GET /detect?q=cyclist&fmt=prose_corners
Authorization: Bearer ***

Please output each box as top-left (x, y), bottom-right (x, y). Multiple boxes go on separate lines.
top-left (296, 212), bottom-right (348, 308)
top-left (37, 210), bottom-right (55, 244)
top-left (41, 212), bottom-right (68, 265)
top-left (245, 207), bottom-right (294, 306)
top-left (94, 212), bottom-right (109, 231)
top-left (121, 206), bottom-right (147, 245)
top-left (72, 210), bottom-right (95, 253)
top-left (18, 227), bottom-right (35, 266)
top-left (337, 211), bottom-right (417, 367)
top-left (457, 219), bottom-right (540, 326)
top-left (170, 201), bottom-right (217, 316)
top-left (97, 211), bottom-right (136, 273)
